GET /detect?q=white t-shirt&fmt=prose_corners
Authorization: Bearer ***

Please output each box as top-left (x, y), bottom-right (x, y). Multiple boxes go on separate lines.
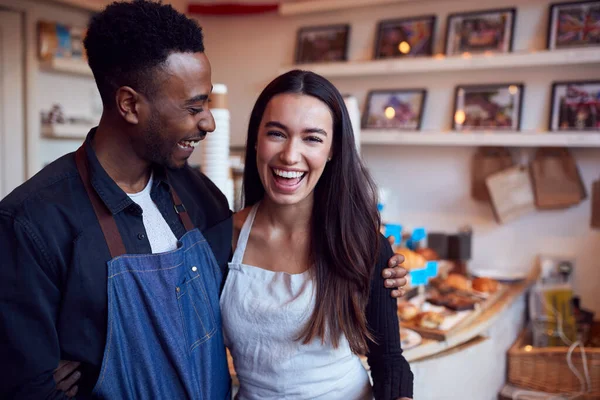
top-left (127, 173), bottom-right (178, 254)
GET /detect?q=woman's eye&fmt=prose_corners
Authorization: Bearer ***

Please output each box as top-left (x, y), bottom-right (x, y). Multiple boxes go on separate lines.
top-left (306, 136), bottom-right (323, 143)
top-left (267, 131), bottom-right (285, 138)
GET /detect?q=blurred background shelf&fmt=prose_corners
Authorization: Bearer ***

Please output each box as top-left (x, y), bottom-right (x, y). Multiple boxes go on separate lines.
top-left (41, 122), bottom-right (93, 139)
top-left (280, 48), bottom-right (600, 78)
top-left (360, 130), bottom-right (600, 147)
top-left (40, 57), bottom-right (93, 77)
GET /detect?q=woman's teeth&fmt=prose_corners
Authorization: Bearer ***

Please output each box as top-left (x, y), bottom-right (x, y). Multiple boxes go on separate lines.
top-left (178, 140), bottom-right (200, 149)
top-left (272, 168), bottom-right (305, 179)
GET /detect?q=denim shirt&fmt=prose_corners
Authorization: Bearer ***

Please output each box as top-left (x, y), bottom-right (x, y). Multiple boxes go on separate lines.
top-left (0, 129), bottom-right (232, 399)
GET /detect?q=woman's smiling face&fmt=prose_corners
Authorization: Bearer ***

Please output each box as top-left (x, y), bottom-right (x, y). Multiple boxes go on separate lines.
top-left (255, 93), bottom-right (333, 206)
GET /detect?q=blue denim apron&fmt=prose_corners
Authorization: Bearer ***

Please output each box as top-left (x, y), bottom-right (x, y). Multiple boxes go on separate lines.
top-left (75, 145), bottom-right (231, 399)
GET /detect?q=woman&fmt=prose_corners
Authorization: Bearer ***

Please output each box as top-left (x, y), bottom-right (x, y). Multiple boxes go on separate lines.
top-left (221, 70), bottom-right (413, 399)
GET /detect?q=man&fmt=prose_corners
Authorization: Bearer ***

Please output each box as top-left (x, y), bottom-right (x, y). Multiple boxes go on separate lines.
top-left (0, 1), bottom-right (407, 398)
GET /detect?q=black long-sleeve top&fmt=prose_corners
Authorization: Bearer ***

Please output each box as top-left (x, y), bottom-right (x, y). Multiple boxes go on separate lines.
top-left (366, 234), bottom-right (414, 399)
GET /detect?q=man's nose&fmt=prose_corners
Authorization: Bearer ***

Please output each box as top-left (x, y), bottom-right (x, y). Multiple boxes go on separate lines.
top-left (199, 109), bottom-right (215, 133)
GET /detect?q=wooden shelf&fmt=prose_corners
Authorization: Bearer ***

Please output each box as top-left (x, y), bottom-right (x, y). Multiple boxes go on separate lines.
top-left (281, 48), bottom-right (600, 78)
top-left (41, 123), bottom-right (94, 139)
top-left (360, 130), bottom-right (600, 148)
top-left (40, 57), bottom-right (93, 77)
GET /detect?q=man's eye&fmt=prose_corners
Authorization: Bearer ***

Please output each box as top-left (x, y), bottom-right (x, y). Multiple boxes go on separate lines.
top-left (189, 108), bottom-right (203, 115)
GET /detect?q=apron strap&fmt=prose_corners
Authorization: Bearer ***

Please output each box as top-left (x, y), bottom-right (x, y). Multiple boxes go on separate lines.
top-left (168, 183), bottom-right (194, 232)
top-left (75, 145), bottom-right (127, 258)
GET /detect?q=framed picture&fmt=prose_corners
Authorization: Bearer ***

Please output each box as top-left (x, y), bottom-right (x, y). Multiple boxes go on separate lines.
top-left (38, 21), bottom-right (87, 61)
top-left (445, 8), bottom-right (516, 56)
top-left (550, 80), bottom-right (600, 131)
top-left (452, 83), bottom-right (524, 131)
top-left (373, 15), bottom-right (436, 59)
top-left (362, 89), bottom-right (427, 130)
top-left (294, 24), bottom-right (350, 64)
top-left (547, 1), bottom-right (600, 50)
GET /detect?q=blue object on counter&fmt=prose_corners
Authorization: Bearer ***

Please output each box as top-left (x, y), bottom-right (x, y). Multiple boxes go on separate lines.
top-left (406, 227), bottom-right (427, 250)
top-left (384, 224), bottom-right (402, 245)
top-left (412, 227), bottom-right (427, 241)
top-left (409, 261), bottom-right (438, 286)
top-left (409, 268), bottom-right (428, 286)
top-left (425, 260), bottom-right (438, 277)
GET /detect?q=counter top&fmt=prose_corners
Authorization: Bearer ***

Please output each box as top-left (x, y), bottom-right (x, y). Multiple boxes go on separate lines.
top-left (400, 265), bottom-right (538, 363)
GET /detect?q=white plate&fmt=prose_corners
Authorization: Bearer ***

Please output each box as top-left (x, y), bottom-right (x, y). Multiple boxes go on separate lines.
top-left (470, 268), bottom-right (528, 283)
top-left (400, 328), bottom-right (422, 350)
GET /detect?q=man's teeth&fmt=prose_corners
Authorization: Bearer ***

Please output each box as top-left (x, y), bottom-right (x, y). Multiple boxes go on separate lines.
top-left (273, 168), bottom-right (305, 179)
top-left (178, 140), bottom-right (200, 149)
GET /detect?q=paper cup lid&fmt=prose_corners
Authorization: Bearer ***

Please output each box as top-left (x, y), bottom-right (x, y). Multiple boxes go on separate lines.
top-left (212, 83), bottom-right (227, 94)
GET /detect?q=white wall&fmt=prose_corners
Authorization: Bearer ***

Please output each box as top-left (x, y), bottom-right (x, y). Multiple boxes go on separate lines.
top-left (0, 0), bottom-right (94, 174)
top-left (195, 0), bottom-right (600, 314)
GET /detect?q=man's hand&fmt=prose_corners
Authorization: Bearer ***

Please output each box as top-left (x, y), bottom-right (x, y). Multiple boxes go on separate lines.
top-left (53, 360), bottom-right (81, 398)
top-left (382, 235), bottom-right (408, 298)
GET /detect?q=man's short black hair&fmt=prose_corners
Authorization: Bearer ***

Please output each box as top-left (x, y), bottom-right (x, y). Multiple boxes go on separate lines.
top-left (84, 0), bottom-right (205, 107)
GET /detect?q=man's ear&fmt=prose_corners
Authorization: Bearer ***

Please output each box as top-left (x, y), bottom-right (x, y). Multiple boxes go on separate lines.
top-left (115, 86), bottom-right (142, 124)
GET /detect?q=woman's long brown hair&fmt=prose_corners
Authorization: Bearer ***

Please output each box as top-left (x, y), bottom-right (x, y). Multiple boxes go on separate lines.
top-left (242, 70), bottom-right (381, 355)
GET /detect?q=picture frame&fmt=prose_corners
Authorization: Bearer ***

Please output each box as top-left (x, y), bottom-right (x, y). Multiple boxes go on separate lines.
top-left (452, 83), bottom-right (524, 131)
top-left (362, 89), bottom-right (427, 130)
top-left (373, 15), bottom-right (436, 59)
top-left (38, 21), bottom-right (87, 61)
top-left (294, 24), bottom-right (350, 64)
top-left (547, 1), bottom-right (600, 50)
top-left (549, 80), bottom-right (600, 131)
top-left (445, 8), bottom-right (516, 56)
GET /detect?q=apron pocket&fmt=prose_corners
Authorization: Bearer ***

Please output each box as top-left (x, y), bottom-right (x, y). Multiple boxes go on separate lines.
top-left (177, 269), bottom-right (217, 352)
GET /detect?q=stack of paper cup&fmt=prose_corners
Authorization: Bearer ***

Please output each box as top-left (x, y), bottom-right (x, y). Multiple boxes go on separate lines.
top-left (343, 95), bottom-right (361, 154)
top-left (200, 83), bottom-right (234, 208)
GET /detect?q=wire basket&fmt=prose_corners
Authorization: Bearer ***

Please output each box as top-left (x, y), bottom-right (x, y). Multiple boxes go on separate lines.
top-left (507, 322), bottom-right (600, 396)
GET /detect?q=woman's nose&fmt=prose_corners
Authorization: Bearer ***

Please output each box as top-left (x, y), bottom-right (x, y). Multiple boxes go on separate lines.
top-left (279, 140), bottom-right (301, 164)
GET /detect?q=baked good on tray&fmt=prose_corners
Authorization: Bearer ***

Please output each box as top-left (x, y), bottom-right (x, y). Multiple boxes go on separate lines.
top-left (445, 273), bottom-right (471, 291)
top-left (425, 290), bottom-right (447, 306)
top-left (397, 302), bottom-right (419, 321)
top-left (415, 247), bottom-right (439, 261)
top-left (472, 277), bottom-right (499, 293)
top-left (443, 293), bottom-right (477, 311)
top-left (394, 248), bottom-right (427, 270)
top-left (413, 311), bottom-right (444, 329)
top-left (428, 277), bottom-right (454, 294)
